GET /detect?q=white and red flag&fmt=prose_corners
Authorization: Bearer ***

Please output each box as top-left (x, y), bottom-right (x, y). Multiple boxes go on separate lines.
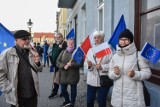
top-left (92, 42), bottom-right (111, 58)
top-left (80, 27), bottom-right (96, 55)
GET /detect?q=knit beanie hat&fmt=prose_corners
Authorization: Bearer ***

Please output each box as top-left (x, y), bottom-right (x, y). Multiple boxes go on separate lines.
top-left (14, 30), bottom-right (31, 39)
top-left (118, 29), bottom-right (134, 43)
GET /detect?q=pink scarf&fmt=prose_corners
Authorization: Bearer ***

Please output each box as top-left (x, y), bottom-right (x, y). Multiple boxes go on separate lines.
top-left (66, 47), bottom-right (75, 53)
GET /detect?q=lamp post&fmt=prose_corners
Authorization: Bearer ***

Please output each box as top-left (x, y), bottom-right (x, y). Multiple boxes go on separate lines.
top-left (27, 19), bottom-right (33, 41)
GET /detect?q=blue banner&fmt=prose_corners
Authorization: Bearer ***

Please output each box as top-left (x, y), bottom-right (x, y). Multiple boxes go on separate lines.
top-left (66, 28), bottom-right (75, 40)
top-left (108, 15), bottom-right (126, 50)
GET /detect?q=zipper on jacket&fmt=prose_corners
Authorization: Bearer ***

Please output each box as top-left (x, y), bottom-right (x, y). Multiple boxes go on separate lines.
top-left (121, 51), bottom-right (125, 107)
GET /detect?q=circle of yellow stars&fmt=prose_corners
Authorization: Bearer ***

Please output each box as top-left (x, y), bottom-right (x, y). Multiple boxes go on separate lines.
top-left (145, 48), bottom-right (156, 59)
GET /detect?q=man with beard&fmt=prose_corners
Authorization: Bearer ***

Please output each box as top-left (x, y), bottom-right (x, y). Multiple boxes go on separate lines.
top-left (0, 30), bottom-right (43, 107)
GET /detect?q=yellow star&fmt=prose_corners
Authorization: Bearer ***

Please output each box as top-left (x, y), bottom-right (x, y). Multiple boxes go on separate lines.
top-left (3, 42), bottom-right (7, 47)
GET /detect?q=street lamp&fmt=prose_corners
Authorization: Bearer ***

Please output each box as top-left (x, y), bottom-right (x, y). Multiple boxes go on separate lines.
top-left (27, 19), bottom-right (33, 41)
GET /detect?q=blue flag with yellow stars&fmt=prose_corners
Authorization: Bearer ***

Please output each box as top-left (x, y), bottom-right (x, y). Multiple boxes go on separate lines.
top-left (140, 42), bottom-right (160, 64)
top-left (0, 23), bottom-right (15, 53)
top-left (72, 47), bottom-right (84, 64)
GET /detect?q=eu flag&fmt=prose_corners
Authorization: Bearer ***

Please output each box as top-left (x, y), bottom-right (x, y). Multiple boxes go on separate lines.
top-left (140, 42), bottom-right (160, 64)
top-left (72, 47), bottom-right (84, 64)
top-left (0, 23), bottom-right (15, 53)
top-left (108, 15), bottom-right (126, 49)
top-left (66, 28), bottom-right (75, 40)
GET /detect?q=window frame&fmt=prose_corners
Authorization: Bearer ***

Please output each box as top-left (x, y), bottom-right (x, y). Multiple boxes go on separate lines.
top-left (134, 0), bottom-right (160, 85)
top-left (97, 2), bottom-right (104, 31)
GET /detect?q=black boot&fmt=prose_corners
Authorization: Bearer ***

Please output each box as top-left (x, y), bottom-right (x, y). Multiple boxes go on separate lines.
top-left (48, 92), bottom-right (57, 99)
top-left (48, 83), bottom-right (59, 99)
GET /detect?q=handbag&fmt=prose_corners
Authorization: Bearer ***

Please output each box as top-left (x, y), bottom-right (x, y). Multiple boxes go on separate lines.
top-left (136, 52), bottom-right (150, 106)
top-left (50, 65), bottom-right (54, 72)
top-left (99, 75), bottom-right (113, 86)
top-left (142, 81), bottom-right (150, 106)
top-left (92, 55), bottom-right (113, 87)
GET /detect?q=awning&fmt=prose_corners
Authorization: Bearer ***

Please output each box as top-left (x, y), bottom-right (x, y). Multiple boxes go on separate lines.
top-left (58, 0), bottom-right (77, 8)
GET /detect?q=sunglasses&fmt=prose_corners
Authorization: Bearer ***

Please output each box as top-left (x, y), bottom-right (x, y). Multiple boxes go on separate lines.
top-left (21, 37), bottom-right (30, 41)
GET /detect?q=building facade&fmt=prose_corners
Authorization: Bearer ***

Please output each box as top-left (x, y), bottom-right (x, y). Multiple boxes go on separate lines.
top-left (58, 0), bottom-right (160, 106)
top-left (33, 32), bottom-right (54, 45)
top-left (58, 8), bottom-right (68, 38)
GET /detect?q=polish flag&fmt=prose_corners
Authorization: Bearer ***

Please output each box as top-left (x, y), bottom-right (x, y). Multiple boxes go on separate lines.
top-left (92, 42), bottom-right (111, 58)
top-left (80, 27), bottom-right (96, 55)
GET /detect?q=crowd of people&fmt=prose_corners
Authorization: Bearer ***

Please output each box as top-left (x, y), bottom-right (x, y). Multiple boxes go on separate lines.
top-left (0, 29), bottom-right (151, 107)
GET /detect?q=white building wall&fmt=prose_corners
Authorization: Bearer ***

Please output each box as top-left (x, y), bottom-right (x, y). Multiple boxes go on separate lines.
top-left (66, 0), bottom-right (135, 46)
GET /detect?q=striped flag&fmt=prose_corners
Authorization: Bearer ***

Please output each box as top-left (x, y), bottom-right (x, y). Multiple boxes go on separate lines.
top-left (92, 42), bottom-right (111, 58)
top-left (80, 27), bottom-right (96, 55)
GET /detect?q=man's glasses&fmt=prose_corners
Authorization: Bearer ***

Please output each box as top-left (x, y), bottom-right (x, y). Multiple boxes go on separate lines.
top-left (21, 37), bottom-right (31, 41)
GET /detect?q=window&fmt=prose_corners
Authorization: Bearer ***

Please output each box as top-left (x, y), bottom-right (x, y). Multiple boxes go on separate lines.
top-left (81, 4), bottom-right (86, 41)
top-left (135, 0), bottom-right (160, 85)
top-left (141, 0), bottom-right (160, 12)
top-left (98, 1), bottom-right (104, 31)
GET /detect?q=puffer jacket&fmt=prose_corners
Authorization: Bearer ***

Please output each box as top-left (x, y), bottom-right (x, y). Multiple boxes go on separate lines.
top-left (108, 42), bottom-right (151, 107)
top-left (0, 47), bottom-right (43, 106)
top-left (84, 47), bottom-right (113, 87)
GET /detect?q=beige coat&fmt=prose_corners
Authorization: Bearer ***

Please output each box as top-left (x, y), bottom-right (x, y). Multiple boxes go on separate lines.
top-left (0, 47), bottom-right (43, 106)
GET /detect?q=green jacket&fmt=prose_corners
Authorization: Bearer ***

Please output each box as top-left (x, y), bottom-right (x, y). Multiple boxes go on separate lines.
top-left (56, 50), bottom-right (83, 85)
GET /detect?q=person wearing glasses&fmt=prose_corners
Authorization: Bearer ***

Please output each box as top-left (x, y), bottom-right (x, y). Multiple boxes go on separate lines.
top-left (0, 30), bottom-right (43, 107)
top-left (108, 29), bottom-right (151, 107)
top-left (48, 33), bottom-right (67, 99)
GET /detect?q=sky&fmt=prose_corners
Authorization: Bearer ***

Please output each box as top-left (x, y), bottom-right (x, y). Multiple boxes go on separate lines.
top-left (0, 0), bottom-right (60, 33)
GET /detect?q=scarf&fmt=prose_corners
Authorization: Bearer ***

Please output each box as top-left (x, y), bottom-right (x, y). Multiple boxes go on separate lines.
top-left (66, 47), bottom-right (75, 53)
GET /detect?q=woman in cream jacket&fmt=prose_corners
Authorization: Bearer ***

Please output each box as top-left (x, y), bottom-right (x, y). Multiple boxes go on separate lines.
top-left (108, 29), bottom-right (151, 107)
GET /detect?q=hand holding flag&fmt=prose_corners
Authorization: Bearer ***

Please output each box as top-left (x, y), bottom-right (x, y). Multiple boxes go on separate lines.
top-left (72, 47), bottom-right (84, 64)
top-left (72, 27), bottom-right (96, 64)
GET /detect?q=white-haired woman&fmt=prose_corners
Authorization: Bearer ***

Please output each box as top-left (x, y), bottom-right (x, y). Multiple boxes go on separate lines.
top-left (84, 31), bottom-right (113, 107)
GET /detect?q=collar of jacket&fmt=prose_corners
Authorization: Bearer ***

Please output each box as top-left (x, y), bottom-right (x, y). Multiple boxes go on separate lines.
top-left (116, 42), bottom-right (137, 56)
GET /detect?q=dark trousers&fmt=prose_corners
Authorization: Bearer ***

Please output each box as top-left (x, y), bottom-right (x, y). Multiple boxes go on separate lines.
top-left (61, 84), bottom-right (77, 105)
top-left (11, 96), bottom-right (37, 107)
top-left (87, 84), bottom-right (110, 107)
top-left (52, 82), bottom-right (59, 94)
top-left (44, 56), bottom-right (49, 66)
